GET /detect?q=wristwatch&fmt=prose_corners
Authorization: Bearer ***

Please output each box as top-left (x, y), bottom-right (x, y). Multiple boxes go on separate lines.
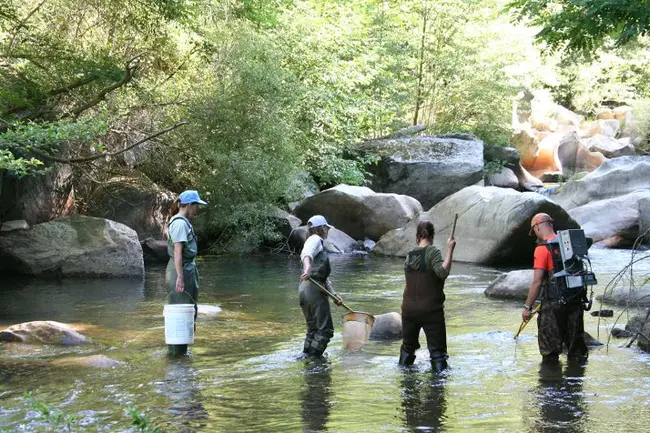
top-left (523, 304), bottom-right (533, 311)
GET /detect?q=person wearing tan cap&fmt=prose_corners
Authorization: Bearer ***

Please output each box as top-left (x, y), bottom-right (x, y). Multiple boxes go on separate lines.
top-left (522, 213), bottom-right (588, 364)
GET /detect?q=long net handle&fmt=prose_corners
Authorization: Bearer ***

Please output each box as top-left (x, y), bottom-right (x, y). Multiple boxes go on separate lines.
top-left (451, 213), bottom-right (459, 238)
top-left (308, 278), bottom-right (354, 313)
top-left (513, 303), bottom-right (541, 339)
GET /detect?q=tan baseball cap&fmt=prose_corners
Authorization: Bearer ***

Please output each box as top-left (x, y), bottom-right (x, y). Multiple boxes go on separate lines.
top-left (529, 213), bottom-right (553, 235)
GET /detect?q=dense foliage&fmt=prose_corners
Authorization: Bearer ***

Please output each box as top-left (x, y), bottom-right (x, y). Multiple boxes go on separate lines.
top-left (509, 0), bottom-right (650, 54)
top-left (1, 0), bottom-right (649, 251)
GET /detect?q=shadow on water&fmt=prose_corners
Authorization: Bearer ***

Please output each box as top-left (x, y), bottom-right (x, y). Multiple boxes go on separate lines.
top-left (159, 357), bottom-right (209, 432)
top-left (400, 371), bottom-right (447, 432)
top-left (534, 361), bottom-right (588, 433)
top-left (300, 363), bottom-right (332, 433)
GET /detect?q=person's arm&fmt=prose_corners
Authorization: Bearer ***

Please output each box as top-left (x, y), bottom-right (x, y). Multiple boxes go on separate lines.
top-left (428, 247), bottom-right (450, 280)
top-left (174, 242), bottom-right (185, 292)
top-left (300, 235), bottom-right (320, 280)
top-left (300, 256), bottom-right (312, 280)
top-left (442, 236), bottom-right (456, 273)
top-left (522, 269), bottom-right (545, 321)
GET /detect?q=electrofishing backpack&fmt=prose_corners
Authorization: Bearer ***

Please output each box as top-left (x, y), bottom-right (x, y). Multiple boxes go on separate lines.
top-left (542, 229), bottom-right (597, 309)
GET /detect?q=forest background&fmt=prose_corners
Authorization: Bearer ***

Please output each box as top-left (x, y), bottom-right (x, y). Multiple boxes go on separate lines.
top-left (2, 0), bottom-right (650, 252)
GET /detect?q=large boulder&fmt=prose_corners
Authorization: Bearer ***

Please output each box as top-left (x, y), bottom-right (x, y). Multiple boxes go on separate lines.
top-left (293, 185), bottom-right (422, 241)
top-left (369, 312), bottom-right (402, 340)
top-left (551, 156), bottom-right (650, 210)
top-left (374, 186), bottom-right (579, 266)
top-left (484, 270), bottom-right (534, 300)
top-left (359, 134), bottom-right (484, 209)
top-left (486, 167), bottom-right (519, 189)
top-left (269, 209), bottom-right (302, 239)
top-left (511, 128), bottom-right (539, 169)
top-left (524, 131), bottom-right (606, 177)
top-left (86, 172), bottom-right (175, 239)
top-left (568, 191), bottom-right (650, 247)
top-left (141, 237), bottom-right (169, 264)
top-left (288, 225), bottom-right (359, 254)
top-left (484, 146), bottom-right (543, 191)
top-left (0, 321), bottom-right (91, 345)
top-left (0, 216), bottom-right (144, 278)
top-left (626, 313), bottom-right (650, 353)
top-left (585, 135), bottom-right (635, 158)
top-left (0, 162), bottom-right (76, 226)
top-left (598, 285), bottom-right (650, 307)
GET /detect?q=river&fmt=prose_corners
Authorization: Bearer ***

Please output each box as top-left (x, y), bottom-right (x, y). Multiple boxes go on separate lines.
top-left (1, 248), bottom-right (649, 432)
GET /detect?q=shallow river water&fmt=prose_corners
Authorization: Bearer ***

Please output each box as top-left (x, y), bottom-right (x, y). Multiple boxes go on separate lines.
top-left (1, 248), bottom-right (649, 432)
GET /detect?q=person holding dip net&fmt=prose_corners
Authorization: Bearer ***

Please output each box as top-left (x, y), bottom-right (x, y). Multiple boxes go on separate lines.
top-left (297, 215), bottom-right (343, 360)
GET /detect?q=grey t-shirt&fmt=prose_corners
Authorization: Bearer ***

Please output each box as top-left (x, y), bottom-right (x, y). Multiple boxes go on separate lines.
top-left (168, 218), bottom-right (190, 244)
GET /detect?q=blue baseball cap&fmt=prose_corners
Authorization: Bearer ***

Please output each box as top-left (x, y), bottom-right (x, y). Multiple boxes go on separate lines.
top-left (179, 190), bottom-right (207, 205)
top-left (308, 215), bottom-right (333, 229)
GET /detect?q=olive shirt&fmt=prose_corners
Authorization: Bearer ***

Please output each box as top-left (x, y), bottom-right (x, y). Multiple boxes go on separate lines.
top-left (404, 245), bottom-right (449, 281)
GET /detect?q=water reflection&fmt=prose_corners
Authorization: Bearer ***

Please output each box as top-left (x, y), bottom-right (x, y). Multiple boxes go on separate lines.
top-left (162, 358), bottom-right (208, 432)
top-left (535, 361), bottom-right (588, 432)
top-left (0, 276), bottom-right (145, 325)
top-left (300, 365), bottom-right (332, 432)
top-left (401, 372), bottom-right (447, 432)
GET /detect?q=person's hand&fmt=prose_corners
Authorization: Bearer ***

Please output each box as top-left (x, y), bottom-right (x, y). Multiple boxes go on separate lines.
top-left (334, 294), bottom-right (343, 306)
top-left (300, 263), bottom-right (311, 280)
top-left (447, 236), bottom-right (456, 251)
top-left (175, 275), bottom-right (185, 293)
top-left (522, 308), bottom-right (532, 322)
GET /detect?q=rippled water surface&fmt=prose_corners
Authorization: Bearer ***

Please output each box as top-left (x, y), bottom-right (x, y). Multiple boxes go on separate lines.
top-left (1, 249), bottom-right (649, 432)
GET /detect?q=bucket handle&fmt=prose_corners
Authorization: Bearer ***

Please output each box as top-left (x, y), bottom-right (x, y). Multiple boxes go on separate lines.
top-left (166, 290), bottom-right (196, 305)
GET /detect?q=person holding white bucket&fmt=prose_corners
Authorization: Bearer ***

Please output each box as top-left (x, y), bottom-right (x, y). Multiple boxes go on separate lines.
top-left (298, 215), bottom-right (343, 360)
top-left (399, 220), bottom-right (455, 372)
top-left (163, 189), bottom-right (207, 356)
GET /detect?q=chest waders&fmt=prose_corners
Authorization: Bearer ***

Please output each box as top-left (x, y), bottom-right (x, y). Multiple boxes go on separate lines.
top-left (399, 247), bottom-right (448, 372)
top-left (299, 242), bottom-right (333, 359)
top-left (166, 215), bottom-right (199, 356)
top-left (537, 241), bottom-right (588, 362)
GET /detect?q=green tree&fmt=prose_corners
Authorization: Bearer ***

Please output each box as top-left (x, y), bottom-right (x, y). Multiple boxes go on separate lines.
top-left (508, 0), bottom-right (650, 54)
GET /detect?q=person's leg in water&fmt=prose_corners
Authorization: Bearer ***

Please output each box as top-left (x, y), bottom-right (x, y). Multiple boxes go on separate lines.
top-left (399, 318), bottom-right (420, 366)
top-left (298, 281), bottom-right (317, 360)
top-left (422, 311), bottom-right (448, 373)
top-left (565, 304), bottom-right (588, 363)
top-left (538, 303), bottom-right (563, 364)
top-left (167, 268), bottom-right (198, 357)
top-left (308, 293), bottom-right (334, 359)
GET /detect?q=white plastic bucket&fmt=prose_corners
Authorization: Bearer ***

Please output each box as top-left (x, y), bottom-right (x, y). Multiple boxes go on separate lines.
top-left (164, 304), bottom-right (195, 345)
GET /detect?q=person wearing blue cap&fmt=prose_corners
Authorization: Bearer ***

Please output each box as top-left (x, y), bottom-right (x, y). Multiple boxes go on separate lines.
top-left (297, 215), bottom-right (342, 360)
top-left (163, 189), bottom-right (207, 356)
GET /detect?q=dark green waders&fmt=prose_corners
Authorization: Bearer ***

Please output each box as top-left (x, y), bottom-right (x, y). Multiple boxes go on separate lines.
top-left (166, 215), bottom-right (199, 357)
top-left (299, 243), bottom-right (333, 359)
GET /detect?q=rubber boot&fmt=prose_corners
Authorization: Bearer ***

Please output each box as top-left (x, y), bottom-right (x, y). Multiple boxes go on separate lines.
top-left (429, 349), bottom-right (448, 373)
top-left (542, 353), bottom-right (560, 365)
top-left (168, 344), bottom-right (188, 357)
top-left (398, 349), bottom-right (416, 366)
top-left (296, 347), bottom-right (310, 361)
top-left (431, 358), bottom-right (448, 373)
top-left (308, 347), bottom-right (324, 360)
